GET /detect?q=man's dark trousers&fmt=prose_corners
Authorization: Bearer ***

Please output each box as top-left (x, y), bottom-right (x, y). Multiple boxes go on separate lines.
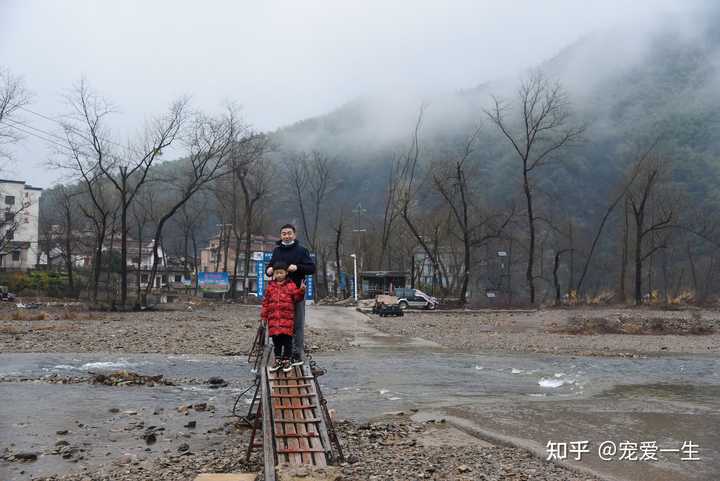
top-left (293, 300), bottom-right (305, 360)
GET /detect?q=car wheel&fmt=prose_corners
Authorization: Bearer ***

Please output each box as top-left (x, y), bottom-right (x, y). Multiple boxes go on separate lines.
top-left (426, 302), bottom-right (437, 310)
top-left (399, 301), bottom-right (408, 310)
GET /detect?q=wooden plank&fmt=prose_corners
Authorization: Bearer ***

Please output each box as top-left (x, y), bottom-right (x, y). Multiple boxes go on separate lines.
top-left (270, 394), bottom-right (315, 399)
top-left (271, 383), bottom-right (313, 389)
top-left (275, 432), bottom-right (320, 438)
top-left (299, 365), bottom-right (329, 467)
top-left (276, 368), bottom-right (302, 465)
top-left (274, 418), bottom-right (322, 423)
top-left (277, 447), bottom-right (327, 454)
top-left (270, 393), bottom-right (316, 398)
top-left (286, 365), bottom-right (313, 464)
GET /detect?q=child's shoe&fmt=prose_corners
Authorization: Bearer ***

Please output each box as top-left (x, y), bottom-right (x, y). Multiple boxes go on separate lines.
top-left (282, 359), bottom-right (293, 373)
top-left (269, 359), bottom-right (283, 372)
top-left (290, 357), bottom-right (304, 367)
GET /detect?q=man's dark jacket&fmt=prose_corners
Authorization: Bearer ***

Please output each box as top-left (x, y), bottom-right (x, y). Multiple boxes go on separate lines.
top-left (266, 240), bottom-right (315, 288)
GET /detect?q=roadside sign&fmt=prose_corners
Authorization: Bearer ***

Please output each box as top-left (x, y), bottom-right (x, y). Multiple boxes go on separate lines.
top-left (256, 251), bottom-right (315, 302)
top-left (198, 272), bottom-right (229, 293)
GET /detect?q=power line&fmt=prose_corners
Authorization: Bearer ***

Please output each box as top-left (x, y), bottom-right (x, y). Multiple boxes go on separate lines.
top-left (0, 120), bottom-right (73, 153)
top-left (0, 120), bottom-right (101, 162)
top-left (2, 117), bottom-right (70, 145)
top-left (18, 105), bottom-right (128, 150)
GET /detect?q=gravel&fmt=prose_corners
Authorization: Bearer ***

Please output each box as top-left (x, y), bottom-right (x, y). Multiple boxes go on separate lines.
top-left (366, 307), bottom-right (720, 356)
top-left (0, 304), bottom-right (350, 355)
top-left (27, 419), bottom-right (602, 481)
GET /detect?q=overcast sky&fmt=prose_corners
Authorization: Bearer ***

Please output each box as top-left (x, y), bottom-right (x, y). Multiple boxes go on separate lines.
top-left (0, 0), bottom-right (704, 188)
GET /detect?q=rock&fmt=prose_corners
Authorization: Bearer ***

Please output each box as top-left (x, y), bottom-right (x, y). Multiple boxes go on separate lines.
top-left (177, 443), bottom-right (190, 453)
top-left (193, 402), bottom-right (207, 412)
top-left (56, 429), bottom-right (69, 435)
top-left (55, 440), bottom-right (70, 447)
top-left (109, 408), bottom-right (120, 413)
top-left (143, 433), bottom-right (157, 445)
top-left (458, 465), bottom-right (471, 473)
top-left (114, 454), bottom-right (133, 465)
top-left (206, 377), bottom-right (227, 388)
top-left (14, 452), bottom-right (38, 462)
top-left (184, 421), bottom-right (197, 429)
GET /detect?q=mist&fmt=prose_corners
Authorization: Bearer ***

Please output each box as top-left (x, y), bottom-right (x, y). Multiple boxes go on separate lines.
top-left (0, 0), bottom-right (709, 187)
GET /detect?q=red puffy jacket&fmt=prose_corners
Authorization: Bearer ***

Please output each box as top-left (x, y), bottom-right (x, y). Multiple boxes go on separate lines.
top-left (260, 280), bottom-right (305, 336)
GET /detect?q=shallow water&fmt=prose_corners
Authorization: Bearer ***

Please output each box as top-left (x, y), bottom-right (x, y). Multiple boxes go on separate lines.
top-left (1, 351), bottom-right (718, 481)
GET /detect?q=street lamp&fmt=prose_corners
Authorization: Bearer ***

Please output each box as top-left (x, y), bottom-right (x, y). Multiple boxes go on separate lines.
top-left (350, 253), bottom-right (358, 302)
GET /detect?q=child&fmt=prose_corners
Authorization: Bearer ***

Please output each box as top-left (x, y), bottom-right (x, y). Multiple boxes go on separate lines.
top-left (260, 262), bottom-right (306, 373)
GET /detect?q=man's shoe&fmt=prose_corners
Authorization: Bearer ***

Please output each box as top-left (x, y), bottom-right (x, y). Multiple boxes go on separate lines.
top-left (268, 359), bottom-right (283, 372)
top-left (282, 360), bottom-right (293, 373)
top-left (290, 357), bottom-right (304, 367)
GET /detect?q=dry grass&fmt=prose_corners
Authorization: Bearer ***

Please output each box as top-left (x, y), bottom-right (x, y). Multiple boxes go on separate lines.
top-left (552, 314), bottom-right (718, 335)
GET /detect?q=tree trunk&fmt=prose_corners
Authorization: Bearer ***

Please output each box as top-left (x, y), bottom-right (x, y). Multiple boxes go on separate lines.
top-left (618, 198), bottom-right (629, 303)
top-left (334, 221), bottom-right (342, 297)
top-left (92, 229), bottom-right (104, 303)
top-left (523, 170), bottom-right (536, 304)
top-left (553, 251), bottom-right (562, 306)
top-left (63, 208), bottom-right (75, 297)
top-left (634, 214), bottom-right (643, 305)
top-left (120, 183), bottom-right (128, 306)
top-left (136, 230), bottom-right (143, 304)
top-left (192, 232), bottom-right (199, 296)
top-left (230, 235), bottom-right (241, 298)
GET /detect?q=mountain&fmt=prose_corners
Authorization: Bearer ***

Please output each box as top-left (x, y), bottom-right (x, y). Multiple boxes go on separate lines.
top-left (269, 6), bottom-right (720, 222)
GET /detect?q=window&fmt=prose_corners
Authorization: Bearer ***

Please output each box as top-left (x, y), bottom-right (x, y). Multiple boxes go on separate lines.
top-left (5, 196), bottom-right (14, 205)
top-left (4, 212), bottom-right (14, 222)
top-left (174, 275), bottom-right (182, 282)
top-left (11, 251), bottom-right (20, 261)
top-left (6, 230), bottom-right (13, 240)
top-left (141, 274), bottom-right (149, 283)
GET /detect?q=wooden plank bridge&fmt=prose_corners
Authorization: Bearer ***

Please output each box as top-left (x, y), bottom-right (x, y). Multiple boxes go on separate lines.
top-left (245, 322), bottom-right (342, 481)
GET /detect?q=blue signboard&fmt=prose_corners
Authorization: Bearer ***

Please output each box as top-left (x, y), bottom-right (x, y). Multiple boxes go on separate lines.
top-left (338, 271), bottom-right (346, 290)
top-left (256, 251), bottom-right (315, 301)
top-left (255, 258), bottom-right (265, 298)
top-left (198, 272), bottom-right (230, 293)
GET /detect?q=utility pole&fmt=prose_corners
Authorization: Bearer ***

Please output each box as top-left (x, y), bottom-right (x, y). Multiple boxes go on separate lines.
top-left (350, 253), bottom-right (358, 302)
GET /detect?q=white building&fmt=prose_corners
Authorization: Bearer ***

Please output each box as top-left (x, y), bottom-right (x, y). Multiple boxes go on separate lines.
top-left (0, 179), bottom-right (42, 270)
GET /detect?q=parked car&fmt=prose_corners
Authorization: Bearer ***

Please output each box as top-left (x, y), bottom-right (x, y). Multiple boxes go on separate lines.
top-left (0, 285), bottom-right (16, 302)
top-left (394, 288), bottom-right (438, 310)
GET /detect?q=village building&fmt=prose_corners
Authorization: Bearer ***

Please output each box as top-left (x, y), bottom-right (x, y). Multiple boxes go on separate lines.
top-left (199, 234), bottom-right (278, 293)
top-left (0, 179), bottom-right (42, 270)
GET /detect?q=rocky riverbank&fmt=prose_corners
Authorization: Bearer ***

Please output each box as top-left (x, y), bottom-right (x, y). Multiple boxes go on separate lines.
top-left (366, 307), bottom-right (720, 356)
top-left (0, 304), bottom-right (350, 355)
top-left (19, 418), bottom-right (601, 481)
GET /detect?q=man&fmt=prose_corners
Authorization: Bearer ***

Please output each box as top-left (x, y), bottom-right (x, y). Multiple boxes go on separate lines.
top-left (265, 224), bottom-right (315, 364)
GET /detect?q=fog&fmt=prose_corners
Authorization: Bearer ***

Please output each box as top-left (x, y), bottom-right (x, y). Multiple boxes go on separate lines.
top-left (0, 0), bottom-right (708, 187)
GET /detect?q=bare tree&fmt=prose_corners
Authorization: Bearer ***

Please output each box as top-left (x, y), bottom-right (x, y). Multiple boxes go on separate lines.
top-left (575, 138), bottom-right (661, 295)
top-left (431, 130), bottom-right (477, 303)
top-left (233, 134), bottom-right (272, 299)
top-left (144, 107), bottom-right (239, 300)
top-left (286, 150), bottom-right (334, 254)
top-left (379, 157), bottom-right (402, 269)
top-left (627, 156), bottom-right (674, 304)
top-left (53, 113), bottom-right (117, 303)
top-left (486, 71), bottom-right (584, 304)
top-left (0, 67), bottom-right (31, 163)
top-left (130, 188), bottom-right (159, 302)
top-left (396, 105), bottom-right (449, 292)
top-left (62, 79), bottom-right (188, 307)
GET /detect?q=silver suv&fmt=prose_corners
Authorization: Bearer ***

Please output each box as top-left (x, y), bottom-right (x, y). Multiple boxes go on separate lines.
top-left (394, 288), bottom-right (438, 310)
